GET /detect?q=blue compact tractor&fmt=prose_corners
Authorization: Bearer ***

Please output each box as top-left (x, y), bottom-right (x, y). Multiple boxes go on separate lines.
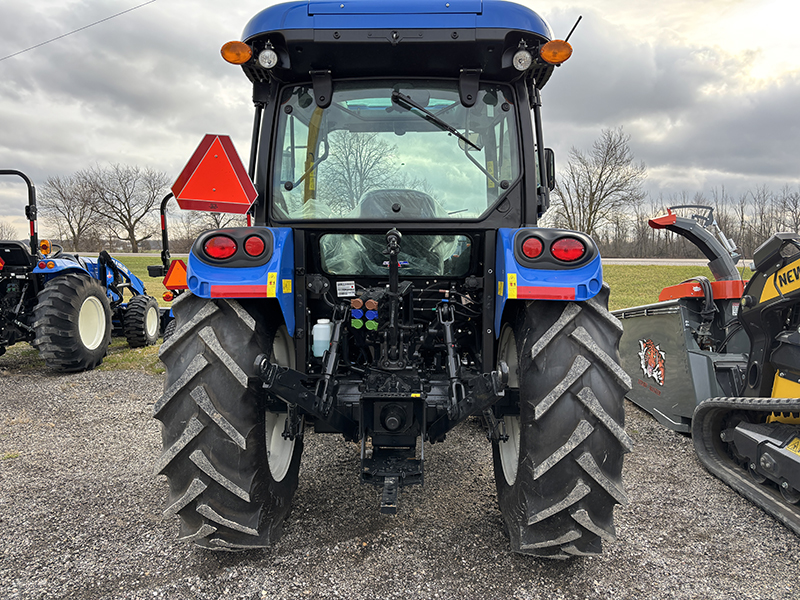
top-left (0, 170), bottom-right (161, 371)
top-left (154, 0), bottom-right (631, 557)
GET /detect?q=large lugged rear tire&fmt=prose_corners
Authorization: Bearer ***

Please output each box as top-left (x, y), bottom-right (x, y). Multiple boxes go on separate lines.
top-left (33, 273), bottom-right (112, 372)
top-left (154, 293), bottom-right (302, 549)
top-left (493, 285), bottom-right (633, 558)
top-left (123, 295), bottom-right (160, 347)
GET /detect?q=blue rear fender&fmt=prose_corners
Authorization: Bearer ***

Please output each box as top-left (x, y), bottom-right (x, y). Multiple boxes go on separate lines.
top-left (494, 227), bottom-right (604, 334)
top-left (186, 227), bottom-right (295, 335)
top-left (33, 258), bottom-right (90, 281)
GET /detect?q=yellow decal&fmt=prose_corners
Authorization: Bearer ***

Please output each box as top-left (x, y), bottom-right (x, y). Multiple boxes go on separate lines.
top-left (498, 281), bottom-right (504, 296)
top-left (282, 279), bottom-right (292, 294)
top-left (760, 261), bottom-right (800, 302)
top-left (788, 438), bottom-right (800, 457)
top-left (267, 272), bottom-right (277, 298)
top-left (508, 273), bottom-right (517, 299)
top-left (411, 393), bottom-right (421, 398)
top-left (487, 161), bottom-right (495, 189)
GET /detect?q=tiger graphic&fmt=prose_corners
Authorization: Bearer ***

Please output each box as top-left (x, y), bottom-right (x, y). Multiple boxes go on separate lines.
top-left (638, 338), bottom-right (666, 386)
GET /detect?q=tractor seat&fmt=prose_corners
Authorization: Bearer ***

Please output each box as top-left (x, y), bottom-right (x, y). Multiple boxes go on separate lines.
top-left (0, 241), bottom-right (35, 268)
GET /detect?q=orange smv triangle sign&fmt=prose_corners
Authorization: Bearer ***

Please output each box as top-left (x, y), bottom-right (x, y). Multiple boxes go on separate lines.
top-left (163, 259), bottom-right (188, 290)
top-left (172, 135), bottom-right (257, 214)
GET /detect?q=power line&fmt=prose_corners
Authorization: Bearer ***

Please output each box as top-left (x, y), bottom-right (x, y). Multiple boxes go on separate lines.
top-left (0, 0), bottom-right (157, 63)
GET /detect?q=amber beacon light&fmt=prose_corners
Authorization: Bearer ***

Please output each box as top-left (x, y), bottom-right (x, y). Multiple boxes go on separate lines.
top-left (221, 41), bottom-right (252, 64)
top-left (540, 40), bottom-right (573, 65)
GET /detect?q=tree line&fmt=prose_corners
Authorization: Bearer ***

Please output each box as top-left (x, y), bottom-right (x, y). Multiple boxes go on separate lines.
top-left (23, 164), bottom-right (244, 253)
top-left (38, 164), bottom-right (169, 253)
top-left (544, 128), bottom-right (800, 260)
top-left (3, 128), bottom-right (797, 257)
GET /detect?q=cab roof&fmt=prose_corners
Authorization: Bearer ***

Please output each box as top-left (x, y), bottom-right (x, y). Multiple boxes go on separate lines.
top-left (242, 0), bottom-right (552, 40)
top-left (239, 0), bottom-right (556, 87)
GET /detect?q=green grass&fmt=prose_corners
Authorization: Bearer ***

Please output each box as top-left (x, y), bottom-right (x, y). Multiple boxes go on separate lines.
top-left (604, 264), bottom-right (752, 311)
top-left (116, 255), bottom-right (173, 307)
top-left (0, 338), bottom-right (164, 375)
top-left (0, 261), bottom-right (751, 373)
top-left (97, 338), bottom-right (164, 375)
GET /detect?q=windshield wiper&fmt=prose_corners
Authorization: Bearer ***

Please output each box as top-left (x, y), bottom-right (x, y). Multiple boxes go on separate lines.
top-left (391, 91), bottom-right (482, 151)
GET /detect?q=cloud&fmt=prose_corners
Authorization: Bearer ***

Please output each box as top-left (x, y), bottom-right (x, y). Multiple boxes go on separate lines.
top-left (1, 0), bottom-right (799, 228)
top-left (538, 5), bottom-right (800, 198)
top-left (0, 1), bottom-right (257, 212)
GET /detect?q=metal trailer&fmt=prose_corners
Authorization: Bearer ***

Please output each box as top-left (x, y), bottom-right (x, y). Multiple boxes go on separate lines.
top-left (153, 0), bottom-right (631, 558)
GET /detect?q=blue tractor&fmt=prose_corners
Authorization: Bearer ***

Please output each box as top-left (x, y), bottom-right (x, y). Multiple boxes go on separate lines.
top-left (155, 0), bottom-right (631, 557)
top-left (0, 170), bottom-right (161, 371)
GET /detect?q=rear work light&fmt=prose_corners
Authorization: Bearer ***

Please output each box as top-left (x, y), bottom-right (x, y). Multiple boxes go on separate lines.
top-left (244, 235), bottom-right (266, 257)
top-left (521, 236), bottom-right (544, 259)
top-left (258, 47), bottom-right (278, 69)
top-left (204, 235), bottom-right (237, 260)
top-left (551, 237), bottom-right (586, 262)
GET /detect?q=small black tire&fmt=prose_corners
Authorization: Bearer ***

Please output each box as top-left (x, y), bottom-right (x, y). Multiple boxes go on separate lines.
top-left (32, 273), bottom-right (112, 372)
top-left (124, 295), bottom-right (160, 347)
top-left (154, 292), bottom-right (302, 549)
top-left (161, 318), bottom-right (176, 343)
top-left (493, 285), bottom-right (633, 558)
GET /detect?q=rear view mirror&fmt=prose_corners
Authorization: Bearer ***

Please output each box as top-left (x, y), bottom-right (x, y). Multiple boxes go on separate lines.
top-left (545, 148), bottom-right (556, 190)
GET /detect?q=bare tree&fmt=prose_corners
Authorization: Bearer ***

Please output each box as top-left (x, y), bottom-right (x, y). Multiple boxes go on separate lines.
top-left (38, 174), bottom-right (99, 251)
top-left (319, 131), bottom-right (398, 215)
top-left (777, 185), bottom-right (800, 233)
top-left (200, 212), bottom-right (245, 231)
top-left (0, 220), bottom-right (18, 240)
top-left (551, 128), bottom-right (647, 238)
top-left (86, 164), bottom-right (170, 253)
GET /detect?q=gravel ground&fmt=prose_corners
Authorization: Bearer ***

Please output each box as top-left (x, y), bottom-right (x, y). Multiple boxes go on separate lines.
top-left (1, 352), bottom-right (799, 600)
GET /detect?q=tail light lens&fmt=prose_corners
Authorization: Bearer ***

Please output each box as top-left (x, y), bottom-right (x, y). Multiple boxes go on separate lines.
top-left (551, 237), bottom-right (586, 262)
top-left (244, 235), bottom-right (266, 257)
top-left (521, 236), bottom-right (544, 259)
top-left (162, 291), bottom-right (174, 302)
top-left (204, 235), bottom-right (237, 259)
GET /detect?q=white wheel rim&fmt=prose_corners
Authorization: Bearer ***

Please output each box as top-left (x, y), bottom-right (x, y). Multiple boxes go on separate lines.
top-left (266, 325), bottom-right (296, 481)
top-left (498, 325), bottom-right (520, 485)
top-left (266, 413), bottom-right (293, 482)
top-left (145, 305), bottom-right (159, 337)
top-left (499, 416), bottom-right (521, 485)
top-left (78, 296), bottom-right (106, 350)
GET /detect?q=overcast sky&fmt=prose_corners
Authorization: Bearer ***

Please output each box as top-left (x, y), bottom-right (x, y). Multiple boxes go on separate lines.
top-left (1, 0), bottom-right (799, 236)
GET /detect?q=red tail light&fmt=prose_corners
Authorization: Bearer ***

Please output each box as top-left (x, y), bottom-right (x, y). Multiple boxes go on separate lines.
top-left (521, 236), bottom-right (544, 259)
top-left (244, 235), bottom-right (265, 257)
top-left (551, 237), bottom-right (586, 262)
top-left (204, 235), bottom-right (237, 259)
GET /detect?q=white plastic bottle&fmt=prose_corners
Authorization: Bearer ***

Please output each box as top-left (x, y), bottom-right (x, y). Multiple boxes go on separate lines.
top-left (312, 318), bottom-right (332, 357)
